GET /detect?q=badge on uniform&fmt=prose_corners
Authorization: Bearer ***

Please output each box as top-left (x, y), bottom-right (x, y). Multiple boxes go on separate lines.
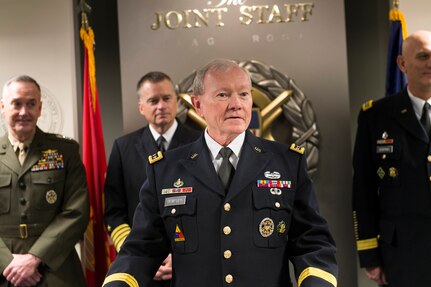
top-left (277, 221), bottom-right (287, 235)
top-left (45, 190), bottom-right (57, 204)
top-left (376, 132), bottom-right (394, 154)
top-left (259, 217), bottom-right (274, 238)
top-left (174, 225), bottom-right (185, 242)
top-left (31, 149), bottom-right (64, 171)
top-left (377, 167), bottom-right (385, 179)
top-left (264, 171), bottom-right (281, 179)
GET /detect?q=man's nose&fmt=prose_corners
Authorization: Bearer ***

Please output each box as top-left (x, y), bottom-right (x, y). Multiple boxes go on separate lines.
top-left (229, 94), bottom-right (242, 109)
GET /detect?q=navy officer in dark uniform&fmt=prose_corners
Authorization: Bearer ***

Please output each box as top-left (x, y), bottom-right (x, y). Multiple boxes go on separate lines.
top-left (352, 30), bottom-right (431, 287)
top-left (103, 59), bottom-right (338, 287)
top-left (104, 71), bottom-right (200, 286)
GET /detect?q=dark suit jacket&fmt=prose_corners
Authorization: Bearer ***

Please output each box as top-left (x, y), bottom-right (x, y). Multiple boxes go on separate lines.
top-left (0, 128), bottom-right (89, 287)
top-left (103, 131), bottom-right (337, 287)
top-left (353, 89), bottom-right (431, 286)
top-left (104, 121), bottom-right (200, 249)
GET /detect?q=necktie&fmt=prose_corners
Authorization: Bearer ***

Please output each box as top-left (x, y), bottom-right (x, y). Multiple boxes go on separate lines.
top-left (157, 136), bottom-right (166, 152)
top-left (17, 142), bottom-right (28, 165)
top-left (421, 102), bottom-right (431, 137)
top-left (218, 147), bottom-right (235, 192)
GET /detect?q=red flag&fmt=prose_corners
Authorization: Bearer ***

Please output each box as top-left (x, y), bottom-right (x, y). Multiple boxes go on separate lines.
top-left (80, 26), bottom-right (115, 287)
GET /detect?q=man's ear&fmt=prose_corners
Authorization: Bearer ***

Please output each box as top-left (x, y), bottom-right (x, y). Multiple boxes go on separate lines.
top-left (191, 95), bottom-right (202, 116)
top-left (397, 55), bottom-right (407, 73)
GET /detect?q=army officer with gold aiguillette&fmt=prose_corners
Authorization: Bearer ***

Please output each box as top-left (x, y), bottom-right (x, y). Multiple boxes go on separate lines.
top-left (0, 75), bottom-right (89, 287)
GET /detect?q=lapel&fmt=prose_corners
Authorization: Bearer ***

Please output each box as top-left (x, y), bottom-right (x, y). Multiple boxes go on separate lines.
top-left (179, 135), bottom-right (225, 196)
top-left (392, 90), bottom-right (429, 143)
top-left (0, 134), bottom-right (21, 174)
top-left (20, 129), bottom-right (49, 176)
top-left (170, 122), bottom-right (185, 150)
top-left (226, 132), bottom-right (272, 200)
top-left (135, 127), bottom-right (158, 159)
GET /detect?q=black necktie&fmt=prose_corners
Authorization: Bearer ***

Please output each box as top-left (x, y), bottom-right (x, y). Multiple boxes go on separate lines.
top-left (421, 102), bottom-right (431, 137)
top-left (218, 147), bottom-right (235, 192)
top-left (156, 136), bottom-right (166, 152)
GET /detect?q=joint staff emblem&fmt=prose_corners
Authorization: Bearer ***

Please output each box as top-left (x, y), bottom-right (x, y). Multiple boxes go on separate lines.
top-left (259, 217), bottom-right (274, 238)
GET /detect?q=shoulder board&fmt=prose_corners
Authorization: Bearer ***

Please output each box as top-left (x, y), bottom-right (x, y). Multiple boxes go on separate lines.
top-left (289, 143), bottom-right (305, 155)
top-left (148, 151), bottom-right (163, 164)
top-left (361, 100), bottom-right (373, 112)
top-left (46, 133), bottom-right (77, 144)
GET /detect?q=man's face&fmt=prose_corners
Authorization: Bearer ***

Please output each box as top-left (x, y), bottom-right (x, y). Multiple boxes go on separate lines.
top-left (138, 79), bottom-right (178, 132)
top-left (398, 32), bottom-right (431, 93)
top-left (191, 66), bottom-right (252, 144)
top-left (1, 81), bottom-right (42, 141)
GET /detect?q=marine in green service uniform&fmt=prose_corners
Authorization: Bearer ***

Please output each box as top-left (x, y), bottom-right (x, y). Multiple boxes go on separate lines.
top-left (0, 75), bottom-right (89, 287)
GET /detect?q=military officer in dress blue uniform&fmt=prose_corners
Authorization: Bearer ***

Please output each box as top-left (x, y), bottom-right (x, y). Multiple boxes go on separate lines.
top-left (0, 75), bottom-right (89, 287)
top-left (104, 71), bottom-right (200, 286)
top-left (103, 59), bottom-right (338, 287)
top-left (353, 30), bottom-right (431, 287)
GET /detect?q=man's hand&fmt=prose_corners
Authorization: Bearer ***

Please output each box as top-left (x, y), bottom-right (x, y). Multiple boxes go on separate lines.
top-left (3, 254), bottom-right (42, 287)
top-left (153, 253), bottom-right (172, 281)
top-left (364, 266), bottom-right (388, 286)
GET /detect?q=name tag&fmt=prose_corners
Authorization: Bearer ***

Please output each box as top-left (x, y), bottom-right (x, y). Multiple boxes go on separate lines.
top-left (164, 196), bottom-right (187, 207)
top-left (376, 145), bottom-right (393, 154)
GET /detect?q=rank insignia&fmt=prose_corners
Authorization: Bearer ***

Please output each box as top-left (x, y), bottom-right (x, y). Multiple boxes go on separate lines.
top-left (362, 100), bottom-right (373, 111)
top-left (277, 221), bottom-right (287, 235)
top-left (174, 225), bottom-right (185, 242)
top-left (45, 190), bottom-right (57, 204)
top-left (161, 187), bottom-right (193, 195)
top-left (264, 171), bottom-right (281, 179)
top-left (377, 167), bottom-right (385, 179)
top-left (31, 149), bottom-right (64, 171)
top-left (148, 151), bottom-right (163, 164)
top-left (259, 217), bottom-right (274, 237)
top-left (173, 178), bottom-right (184, 188)
top-left (389, 167), bottom-right (398, 178)
top-left (289, 143), bottom-right (305, 155)
top-left (257, 180), bottom-right (291, 188)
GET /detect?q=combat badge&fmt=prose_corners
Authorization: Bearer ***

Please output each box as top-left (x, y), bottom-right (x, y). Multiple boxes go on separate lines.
top-left (264, 171), bottom-right (281, 179)
top-left (277, 221), bottom-right (287, 235)
top-left (174, 225), bottom-right (185, 242)
top-left (259, 217), bottom-right (274, 238)
top-left (45, 190), bottom-right (57, 204)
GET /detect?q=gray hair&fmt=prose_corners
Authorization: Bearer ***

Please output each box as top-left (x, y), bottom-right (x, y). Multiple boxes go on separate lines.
top-left (192, 59), bottom-right (251, 95)
top-left (2, 75), bottom-right (41, 99)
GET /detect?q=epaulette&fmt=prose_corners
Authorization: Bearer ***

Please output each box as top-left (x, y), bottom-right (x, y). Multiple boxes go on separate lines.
top-left (46, 133), bottom-right (77, 144)
top-left (148, 151), bottom-right (163, 164)
top-left (289, 143), bottom-right (305, 155)
top-left (361, 100), bottom-right (373, 112)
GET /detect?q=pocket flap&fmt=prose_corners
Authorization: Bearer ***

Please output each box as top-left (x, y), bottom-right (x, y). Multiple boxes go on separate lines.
top-left (161, 196), bottom-right (196, 218)
top-left (0, 174), bottom-right (11, 187)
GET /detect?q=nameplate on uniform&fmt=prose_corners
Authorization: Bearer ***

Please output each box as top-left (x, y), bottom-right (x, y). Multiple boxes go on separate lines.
top-left (376, 145), bottom-right (393, 154)
top-left (161, 187), bottom-right (193, 195)
top-left (257, 180), bottom-right (292, 188)
top-left (164, 196), bottom-right (187, 207)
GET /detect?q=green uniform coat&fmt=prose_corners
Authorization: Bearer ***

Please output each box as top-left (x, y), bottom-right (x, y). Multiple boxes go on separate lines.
top-left (0, 128), bottom-right (89, 287)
